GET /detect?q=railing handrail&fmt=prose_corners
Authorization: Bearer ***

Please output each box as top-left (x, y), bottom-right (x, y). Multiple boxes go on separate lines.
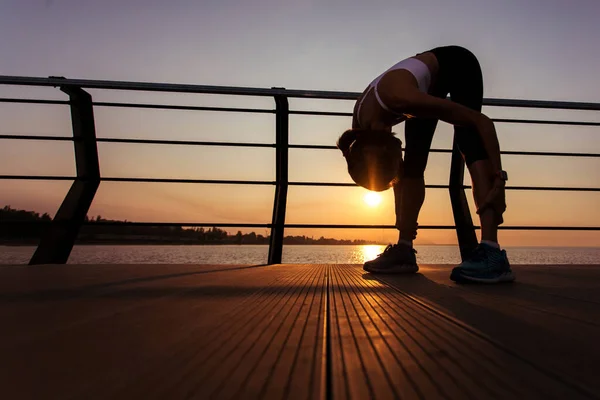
top-left (2, 75), bottom-right (600, 110)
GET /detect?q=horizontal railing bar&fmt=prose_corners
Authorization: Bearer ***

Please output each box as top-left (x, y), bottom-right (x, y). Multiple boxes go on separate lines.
top-left (290, 110), bottom-right (352, 117)
top-left (288, 181), bottom-right (600, 191)
top-left (90, 222), bottom-right (272, 228)
top-left (483, 98), bottom-right (600, 111)
top-left (507, 186), bottom-right (600, 192)
top-left (96, 138), bottom-right (275, 148)
top-left (2, 96), bottom-right (600, 126)
top-left (0, 175), bottom-right (275, 185)
top-left (1, 136), bottom-right (599, 158)
top-left (287, 182), bottom-right (451, 189)
top-left (2, 76), bottom-right (600, 110)
top-left (93, 101), bottom-right (275, 114)
top-left (2, 220), bottom-right (598, 231)
top-left (0, 98), bottom-right (68, 105)
top-left (289, 144), bottom-right (600, 158)
top-left (0, 175), bottom-right (74, 181)
top-left (0, 134), bottom-right (74, 141)
top-left (0, 221), bottom-right (271, 228)
top-left (285, 224), bottom-right (600, 230)
top-left (501, 150), bottom-right (600, 158)
top-left (3, 97), bottom-right (600, 128)
top-left (290, 111), bottom-right (600, 127)
top-left (289, 144), bottom-right (338, 150)
top-left (492, 118), bottom-right (600, 126)
top-left (0, 135), bottom-right (275, 148)
top-left (2, 174), bottom-right (599, 191)
top-left (102, 177), bottom-right (275, 185)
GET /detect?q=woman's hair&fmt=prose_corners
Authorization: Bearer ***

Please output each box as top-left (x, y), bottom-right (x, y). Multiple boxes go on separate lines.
top-left (337, 128), bottom-right (403, 192)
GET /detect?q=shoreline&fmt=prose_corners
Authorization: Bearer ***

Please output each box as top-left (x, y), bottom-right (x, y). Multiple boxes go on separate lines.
top-left (2, 243), bottom-right (599, 249)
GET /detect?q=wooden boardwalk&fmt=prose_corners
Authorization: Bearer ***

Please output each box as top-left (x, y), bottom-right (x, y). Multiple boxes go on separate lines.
top-left (1, 263), bottom-right (600, 399)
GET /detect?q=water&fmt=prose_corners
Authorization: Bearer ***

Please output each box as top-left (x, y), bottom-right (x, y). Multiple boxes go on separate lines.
top-left (2, 245), bottom-right (600, 265)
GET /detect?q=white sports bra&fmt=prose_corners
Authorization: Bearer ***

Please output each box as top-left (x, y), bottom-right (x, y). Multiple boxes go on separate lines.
top-left (356, 57), bottom-right (432, 127)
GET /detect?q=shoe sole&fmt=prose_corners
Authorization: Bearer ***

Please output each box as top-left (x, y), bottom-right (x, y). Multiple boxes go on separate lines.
top-left (450, 270), bottom-right (516, 284)
top-left (364, 264), bottom-right (419, 274)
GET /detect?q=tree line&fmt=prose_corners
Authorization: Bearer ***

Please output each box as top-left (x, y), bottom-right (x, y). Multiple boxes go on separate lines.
top-left (0, 205), bottom-right (378, 246)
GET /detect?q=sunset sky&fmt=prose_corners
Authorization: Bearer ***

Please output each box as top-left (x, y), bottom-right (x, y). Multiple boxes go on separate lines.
top-left (1, 0), bottom-right (599, 246)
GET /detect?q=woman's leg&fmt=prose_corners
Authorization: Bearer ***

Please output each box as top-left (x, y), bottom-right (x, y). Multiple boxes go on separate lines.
top-left (394, 117), bottom-right (438, 244)
top-left (439, 47), bottom-right (501, 244)
top-left (436, 47), bottom-right (514, 282)
top-left (363, 115), bottom-right (438, 273)
top-left (468, 160), bottom-right (499, 241)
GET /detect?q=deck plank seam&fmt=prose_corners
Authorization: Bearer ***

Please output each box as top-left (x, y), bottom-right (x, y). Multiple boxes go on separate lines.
top-left (324, 265), bottom-right (332, 400)
top-left (340, 267), bottom-right (455, 400)
top-left (447, 284), bottom-right (600, 328)
top-left (373, 273), bottom-right (600, 400)
top-left (188, 267), bottom-right (319, 398)
top-left (240, 266), bottom-right (324, 398)
top-left (330, 265), bottom-right (352, 398)
top-left (69, 273), bottom-right (304, 400)
top-left (352, 270), bottom-right (521, 399)
top-left (336, 265), bottom-right (423, 400)
top-left (281, 265), bottom-right (327, 400)
top-left (359, 275), bottom-right (523, 398)
top-left (369, 275), bottom-right (579, 399)
top-left (120, 268), bottom-right (316, 399)
top-left (332, 265), bottom-right (381, 399)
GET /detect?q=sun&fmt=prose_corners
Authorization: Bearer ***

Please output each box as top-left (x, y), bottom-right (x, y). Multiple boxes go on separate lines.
top-left (363, 192), bottom-right (382, 207)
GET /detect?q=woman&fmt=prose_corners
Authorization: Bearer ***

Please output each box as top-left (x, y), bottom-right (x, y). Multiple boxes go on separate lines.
top-left (337, 45), bottom-right (515, 283)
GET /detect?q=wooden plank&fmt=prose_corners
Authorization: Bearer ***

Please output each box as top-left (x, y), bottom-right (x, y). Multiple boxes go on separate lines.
top-left (0, 264), bottom-right (325, 400)
top-left (106, 264), bottom-right (324, 400)
top-left (335, 265), bottom-right (593, 399)
top-left (0, 264), bottom-right (266, 348)
top-left (2, 263), bottom-right (599, 400)
top-left (374, 264), bottom-right (600, 398)
top-left (0, 263), bottom-right (255, 294)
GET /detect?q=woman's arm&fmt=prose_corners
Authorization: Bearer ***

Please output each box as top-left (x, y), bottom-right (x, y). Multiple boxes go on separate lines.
top-left (377, 73), bottom-right (503, 172)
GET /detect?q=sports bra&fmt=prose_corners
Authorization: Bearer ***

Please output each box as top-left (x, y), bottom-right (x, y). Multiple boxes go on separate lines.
top-left (356, 57), bottom-right (432, 127)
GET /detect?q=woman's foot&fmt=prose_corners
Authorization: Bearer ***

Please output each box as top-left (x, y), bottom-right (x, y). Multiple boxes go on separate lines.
top-left (363, 244), bottom-right (419, 274)
top-left (450, 243), bottom-right (515, 283)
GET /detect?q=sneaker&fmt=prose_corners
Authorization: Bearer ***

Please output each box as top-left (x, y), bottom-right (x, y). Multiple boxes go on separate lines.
top-left (363, 244), bottom-right (419, 274)
top-left (450, 243), bottom-right (515, 284)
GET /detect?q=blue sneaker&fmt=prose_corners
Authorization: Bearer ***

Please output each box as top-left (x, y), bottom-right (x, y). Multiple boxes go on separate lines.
top-left (450, 243), bottom-right (515, 283)
top-left (364, 244), bottom-right (419, 274)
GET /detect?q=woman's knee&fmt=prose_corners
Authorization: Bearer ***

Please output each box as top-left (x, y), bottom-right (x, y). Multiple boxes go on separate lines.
top-left (402, 160), bottom-right (427, 178)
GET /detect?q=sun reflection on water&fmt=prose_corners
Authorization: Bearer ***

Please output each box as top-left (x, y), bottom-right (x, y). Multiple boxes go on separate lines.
top-left (360, 245), bottom-right (386, 263)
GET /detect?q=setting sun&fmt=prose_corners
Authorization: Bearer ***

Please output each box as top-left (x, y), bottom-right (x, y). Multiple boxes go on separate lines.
top-left (363, 192), bottom-right (382, 207)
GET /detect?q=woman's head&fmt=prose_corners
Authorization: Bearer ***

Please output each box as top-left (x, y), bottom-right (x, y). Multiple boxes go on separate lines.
top-left (337, 128), bottom-right (403, 192)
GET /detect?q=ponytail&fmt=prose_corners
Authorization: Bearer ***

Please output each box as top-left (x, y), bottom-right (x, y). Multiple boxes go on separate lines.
top-left (337, 129), bottom-right (359, 157)
top-left (337, 128), bottom-right (400, 158)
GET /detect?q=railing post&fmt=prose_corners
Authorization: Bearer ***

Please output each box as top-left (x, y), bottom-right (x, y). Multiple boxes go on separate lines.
top-left (449, 136), bottom-right (478, 261)
top-left (29, 85), bottom-right (100, 265)
top-left (268, 90), bottom-right (289, 265)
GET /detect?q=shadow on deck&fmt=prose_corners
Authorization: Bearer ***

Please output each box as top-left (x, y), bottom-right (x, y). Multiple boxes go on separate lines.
top-left (1, 263), bottom-right (599, 399)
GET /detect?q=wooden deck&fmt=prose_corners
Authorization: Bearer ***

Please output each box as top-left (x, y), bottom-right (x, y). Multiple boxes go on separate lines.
top-left (1, 263), bottom-right (600, 399)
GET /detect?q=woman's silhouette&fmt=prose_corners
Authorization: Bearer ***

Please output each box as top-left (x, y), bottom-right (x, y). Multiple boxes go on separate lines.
top-left (338, 45), bottom-right (514, 283)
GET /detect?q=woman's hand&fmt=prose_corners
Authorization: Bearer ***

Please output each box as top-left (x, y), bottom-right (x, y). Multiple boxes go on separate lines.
top-left (476, 177), bottom-right (506, 225)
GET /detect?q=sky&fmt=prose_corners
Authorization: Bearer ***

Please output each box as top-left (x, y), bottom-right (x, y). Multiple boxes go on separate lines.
top-left (1, 0), bottom-right (599, 246)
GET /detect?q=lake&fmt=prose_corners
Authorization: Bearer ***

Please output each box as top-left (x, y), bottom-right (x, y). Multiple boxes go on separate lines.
top-left (2, 244), bottom-right (600, 265)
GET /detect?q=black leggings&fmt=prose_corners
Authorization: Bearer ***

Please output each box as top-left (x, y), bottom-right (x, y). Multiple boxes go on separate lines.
top-left (403, 45), bottom-right (487, 178)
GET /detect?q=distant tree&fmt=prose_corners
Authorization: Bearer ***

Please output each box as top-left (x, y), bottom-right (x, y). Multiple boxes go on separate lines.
top-left (2, 205), bottom-right (383, 245)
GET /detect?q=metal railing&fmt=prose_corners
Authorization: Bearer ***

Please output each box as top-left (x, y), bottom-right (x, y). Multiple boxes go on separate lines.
top-left (1, 75), bottom-right (599, 264)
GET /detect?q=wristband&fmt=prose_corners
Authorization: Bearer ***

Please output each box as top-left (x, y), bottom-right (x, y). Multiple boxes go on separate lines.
top-left (495, 170), bottom-right (508, 181)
